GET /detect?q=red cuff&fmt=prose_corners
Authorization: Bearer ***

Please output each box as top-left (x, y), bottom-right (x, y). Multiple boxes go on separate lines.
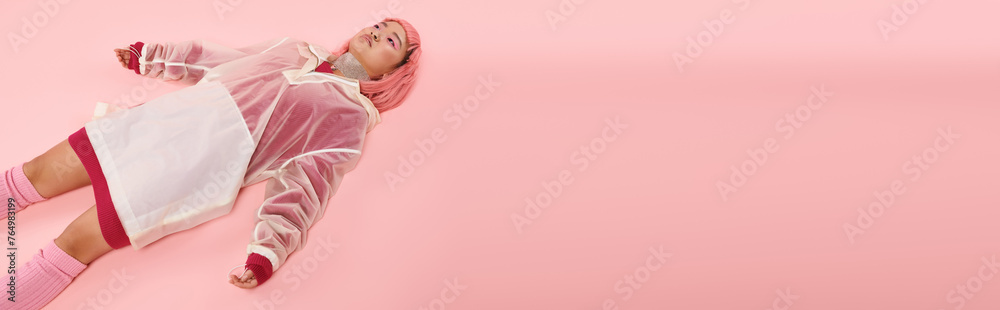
top-left (245, 253), bottom-right (273, 285)
top-left (128, 41), bottom-right (144, 74)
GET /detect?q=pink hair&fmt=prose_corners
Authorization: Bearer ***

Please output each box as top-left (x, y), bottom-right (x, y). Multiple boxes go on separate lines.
top-left (331, 17), bottom-right (422, 114)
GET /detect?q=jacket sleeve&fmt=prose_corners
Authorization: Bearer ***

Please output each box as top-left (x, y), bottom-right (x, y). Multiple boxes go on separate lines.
top-left (126, 37), bottom-right (291, 84)
top-left (243, 147), bottom-right (363, 285)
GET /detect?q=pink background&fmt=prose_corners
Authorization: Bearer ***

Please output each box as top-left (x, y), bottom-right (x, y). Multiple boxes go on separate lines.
top-left (1, 0), bottom-right (999, 309)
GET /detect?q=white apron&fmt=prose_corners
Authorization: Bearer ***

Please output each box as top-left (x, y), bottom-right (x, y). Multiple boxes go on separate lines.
top-left (84, 80), bottom-right (255, 249)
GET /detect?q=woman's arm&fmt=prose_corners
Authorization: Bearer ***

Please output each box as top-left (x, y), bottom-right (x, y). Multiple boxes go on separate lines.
top-left (236, 146), bottom-right (364, 288)
top-left (114, 37), bottom-right (291, 84)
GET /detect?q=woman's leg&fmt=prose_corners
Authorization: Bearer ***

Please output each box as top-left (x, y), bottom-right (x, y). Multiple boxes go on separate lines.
top-left (2, 138), bottom-right (92, 213)
top-left (23, 138), bottom-right (92, 199)
top-left (1, 205), bottom-right (113, 309)
top-left (54, 204), bottom-right (114, 264)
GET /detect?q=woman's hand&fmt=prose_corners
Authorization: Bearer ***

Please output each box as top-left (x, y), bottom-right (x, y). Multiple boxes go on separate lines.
top-left (229, 269), bottom-right (259, 289)
top-left (113, 47), bottom-right (131, 69)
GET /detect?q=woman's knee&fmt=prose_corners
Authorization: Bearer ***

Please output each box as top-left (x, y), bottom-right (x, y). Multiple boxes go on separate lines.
top-left (24, 139), bottom-right (91, 198)
top-left (54, 206), bottom-right (113, 265)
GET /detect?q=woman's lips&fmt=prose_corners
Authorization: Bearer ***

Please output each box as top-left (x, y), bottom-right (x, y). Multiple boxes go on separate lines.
top-left (362, 34), bottom-right (372, 47)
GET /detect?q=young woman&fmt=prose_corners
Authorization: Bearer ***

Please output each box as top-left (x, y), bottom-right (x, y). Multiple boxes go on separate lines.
top-left (1, 17), bottom-right (421, 309)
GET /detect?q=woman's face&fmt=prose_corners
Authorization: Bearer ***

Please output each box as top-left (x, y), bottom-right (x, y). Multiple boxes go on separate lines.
top-left (349, 21), bottom-right (409, 79)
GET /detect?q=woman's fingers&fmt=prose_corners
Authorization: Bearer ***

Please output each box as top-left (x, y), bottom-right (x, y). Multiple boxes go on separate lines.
top-left (229, 274), bottom-right (248, 288)
top-left (228, 271), bottom-right (258, 289)
top-left (241, 270), bottom-right (258, 287)
top-left (114, 48), bottom-right (129, 66)
top-left (114, 49), bottom-right (130, 68)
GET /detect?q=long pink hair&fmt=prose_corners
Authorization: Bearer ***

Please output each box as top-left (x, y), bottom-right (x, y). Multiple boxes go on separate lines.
top-left (331, 17), bottom-right (422, 114)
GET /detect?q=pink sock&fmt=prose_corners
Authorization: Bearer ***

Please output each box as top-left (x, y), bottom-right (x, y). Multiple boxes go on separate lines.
top-left (1, 240), bottom-right (87, 310)
top-left (2, 162), bottom-right (47, 213)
